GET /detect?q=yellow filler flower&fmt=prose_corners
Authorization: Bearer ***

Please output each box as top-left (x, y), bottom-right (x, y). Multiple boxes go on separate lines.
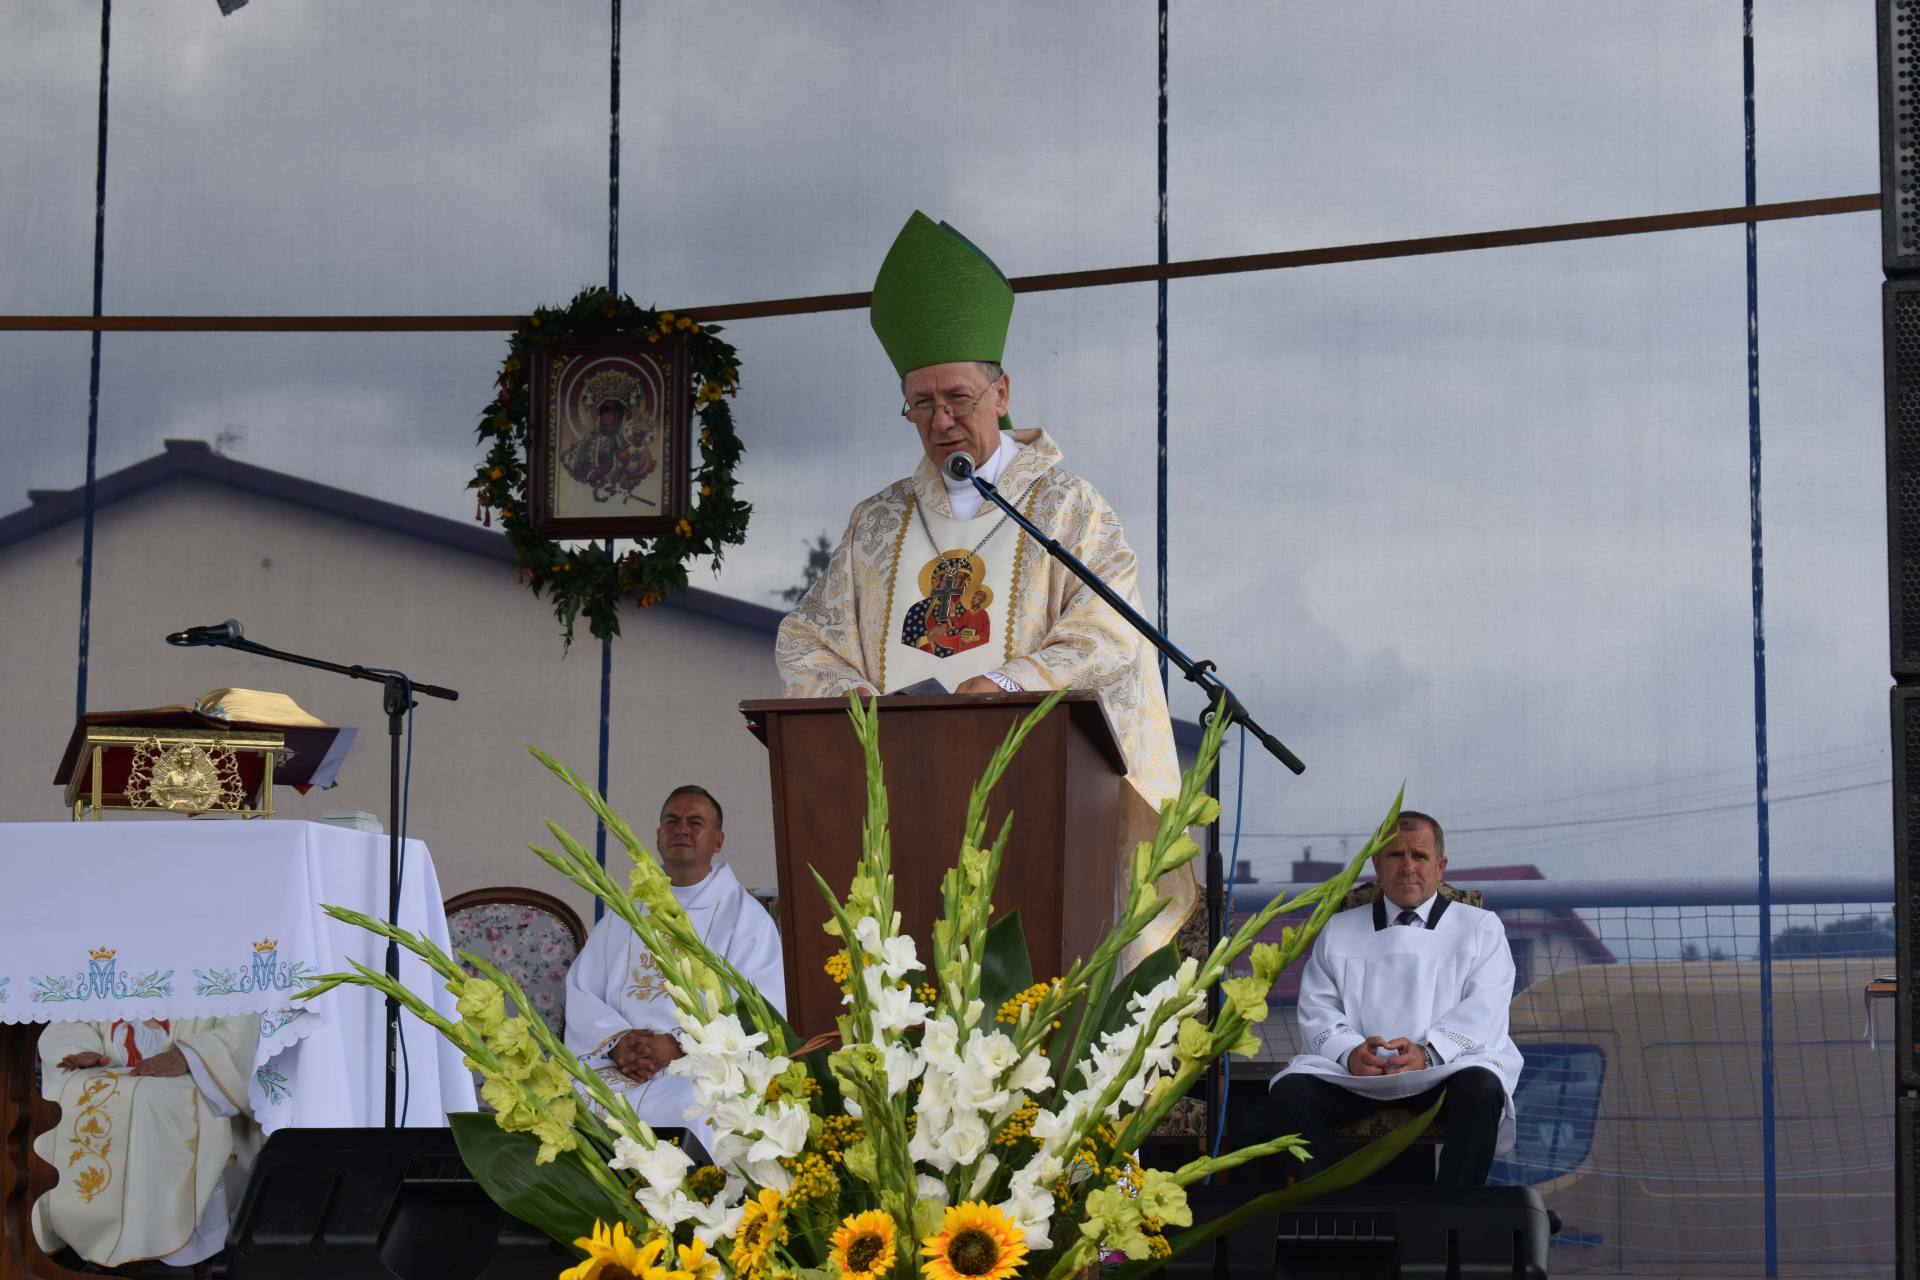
top-left (561, 1220), bottom-right (669, 1280)
top-left (919, 1202), bottom-right (1027, 1280)
top-left (830, 1209), bottom-right (898, 1280)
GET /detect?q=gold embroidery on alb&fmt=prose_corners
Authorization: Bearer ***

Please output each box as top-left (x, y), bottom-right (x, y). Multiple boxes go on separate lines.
top-left (625, 951), bottom-right (670, 1003)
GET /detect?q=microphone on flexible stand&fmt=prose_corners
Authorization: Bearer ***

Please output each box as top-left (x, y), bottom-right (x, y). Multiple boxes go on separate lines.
top-left (942, 450), bottom-right (979, 484)
top-left (165, 619), bottom-right (245, 647)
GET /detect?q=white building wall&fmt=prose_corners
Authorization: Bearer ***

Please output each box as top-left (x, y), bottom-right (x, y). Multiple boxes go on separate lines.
top-left (0, 477), bottom-right (787, 925)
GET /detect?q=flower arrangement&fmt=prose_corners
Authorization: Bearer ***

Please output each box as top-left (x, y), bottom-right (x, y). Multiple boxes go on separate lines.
top-left (302, 692), bottom-right (1424, 1280)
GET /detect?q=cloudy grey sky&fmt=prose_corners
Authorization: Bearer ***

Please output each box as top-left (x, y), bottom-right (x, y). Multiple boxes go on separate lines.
top-left (0, 0), bottom-right (1890, 887)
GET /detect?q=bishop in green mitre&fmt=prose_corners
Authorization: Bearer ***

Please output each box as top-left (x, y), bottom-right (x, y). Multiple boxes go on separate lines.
top-left (775, 211), bottom-right (1195, 954)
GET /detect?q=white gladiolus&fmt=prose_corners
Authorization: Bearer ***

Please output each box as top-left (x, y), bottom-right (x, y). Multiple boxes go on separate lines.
top-left (678, 1011), bottom-right (767, 1059)
top-left (963, 1030), bottom-right (1021, 1076)
top-left (999, 1178), bottom-right (1057, 1250)
top-left (854, 916), bottom-right (924, 981)
top-left (635, 1184), bottom-right (698, 1228)
top-left (920, 1015), bottom-right (961, 1067)
top-left (688, 1176), bottom-right (748, 1245)
top-left (968, 1153), bottom-right (1001, 1199)
top-left (611, 1136), bottom-right (693, 1190)
top-left (746, 1102), bottom-right (810, 1164)
top-left (864, 970), bottom-right (929, 1032)
top-left (917, 1173), bottom-right (951, 1208)
top-left (1006, 1051), bottom-right (1053, 1095)
top-left (739, 1052), bottom-right (791, 1098)
top-left (883, 1042), bottom-right (925, 1093)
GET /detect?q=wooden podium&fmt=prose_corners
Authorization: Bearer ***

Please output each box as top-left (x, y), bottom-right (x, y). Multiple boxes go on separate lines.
top-left (740, 692), bottom-right (1128, 1040)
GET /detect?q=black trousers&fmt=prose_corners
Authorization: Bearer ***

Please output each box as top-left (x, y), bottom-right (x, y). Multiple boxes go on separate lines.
top-left (1257, 1065), bottom-right (1506, 1188)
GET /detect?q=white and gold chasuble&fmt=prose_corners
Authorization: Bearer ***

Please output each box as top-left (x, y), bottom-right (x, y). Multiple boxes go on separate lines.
top-left (564, 863), bottom-right (786, 1132)
top-left (33, 1017), bottom-right (259, 1269)
top-left (775, 429), bottom-right (1195, 952)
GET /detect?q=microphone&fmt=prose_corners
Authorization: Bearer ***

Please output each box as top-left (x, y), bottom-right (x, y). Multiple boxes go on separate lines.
top-left (166, 619), bottom-right (244, 647)
top-left (943, 450), bottom-right (978, 483)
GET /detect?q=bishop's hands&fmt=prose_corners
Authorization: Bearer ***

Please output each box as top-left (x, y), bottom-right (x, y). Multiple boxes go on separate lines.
top-left (57, 1051), bottom-right (109, 1072)
top-left (1346, 1035), bottom-right (1430, 1076)
top-left (611, 1029), bottom-right (684, 1083)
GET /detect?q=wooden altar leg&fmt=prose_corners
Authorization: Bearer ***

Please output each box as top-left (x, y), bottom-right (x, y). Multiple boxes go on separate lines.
top-left (0, 1025), bottom-right (85, 1280)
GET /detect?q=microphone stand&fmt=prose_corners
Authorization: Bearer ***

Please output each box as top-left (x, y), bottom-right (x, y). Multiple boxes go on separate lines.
top-left (958, 460), bottom-right (1303, 1159)
top-left (960, 464), bottom-right (1303, 773)
top-left (189, 632), bottom-right (457, 1129)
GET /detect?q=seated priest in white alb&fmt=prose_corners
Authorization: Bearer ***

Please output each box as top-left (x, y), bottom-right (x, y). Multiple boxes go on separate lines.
top-left (565, 784), bottom-right (786, 1130)
top-left (1261, 812), bottom-right (1523, 1188)
top-left (33, 1013), bottom-right (260, 1270)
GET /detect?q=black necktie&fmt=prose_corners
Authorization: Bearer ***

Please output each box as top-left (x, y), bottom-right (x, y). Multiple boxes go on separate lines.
top-left (1395, 909), bottom-right (1420, 927)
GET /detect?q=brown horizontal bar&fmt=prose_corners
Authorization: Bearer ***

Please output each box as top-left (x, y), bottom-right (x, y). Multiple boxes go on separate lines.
top-left (0, 193), bottom-right (1879, 333)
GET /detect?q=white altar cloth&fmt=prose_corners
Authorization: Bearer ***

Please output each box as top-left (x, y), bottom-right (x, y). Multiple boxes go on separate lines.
top-left (0, 819), bottom-right (476, 1129)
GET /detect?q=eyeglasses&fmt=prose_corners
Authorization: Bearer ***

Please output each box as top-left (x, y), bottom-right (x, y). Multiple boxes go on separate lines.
top-left (900, 381), bottom-right (999, 426)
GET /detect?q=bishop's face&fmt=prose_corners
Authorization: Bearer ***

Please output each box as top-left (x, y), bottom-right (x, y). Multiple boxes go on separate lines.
top-left (1372, 821), bottom-right (1446, 911)
top-left (903, 362), bottom-right (1008, 476)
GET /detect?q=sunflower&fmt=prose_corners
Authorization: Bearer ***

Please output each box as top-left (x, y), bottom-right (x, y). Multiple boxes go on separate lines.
top-left (732, 1188), bottom-right (787, 1277)
top-left (830, 1209), bottom-right (898, 1280)
top-left (919, 1202), bottom-right (1027, 1280)
top-left (561, 1221), bottom-right (671, 1280)
top-left (671, 1236), bottom-right (721, 1280)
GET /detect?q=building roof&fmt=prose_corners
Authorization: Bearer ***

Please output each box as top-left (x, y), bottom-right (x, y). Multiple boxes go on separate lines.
top-left (4, 440), bottom-right (1212, 742)
top-left (0, 438), bottom-right (790, 635)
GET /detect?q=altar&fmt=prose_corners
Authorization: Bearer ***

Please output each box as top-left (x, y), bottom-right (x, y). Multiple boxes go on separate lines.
top-left (0, 819), bottom-right (477, 1277)
top-left (0, 818), bottom-right (475, 1127)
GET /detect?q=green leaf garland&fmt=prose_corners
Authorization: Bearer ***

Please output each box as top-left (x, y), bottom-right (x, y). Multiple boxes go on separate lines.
top-left (470, 287), bottom-right (751, 645)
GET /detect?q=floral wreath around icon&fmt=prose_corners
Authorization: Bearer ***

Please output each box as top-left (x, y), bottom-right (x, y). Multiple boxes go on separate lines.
top-left (471, 287), bottom-right (750, 645)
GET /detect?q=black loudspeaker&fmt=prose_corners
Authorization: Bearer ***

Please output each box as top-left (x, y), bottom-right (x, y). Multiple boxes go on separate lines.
top-left (1894, 690), bottom-right (1920, 1090)
top-left (1899, 1097), bottom-right (1917, 1280)
top-left (1883, 0), bottom-right (1920, 270)
top-left (1887, 283), bottom-right (1920, 679)
top-left (223, 1127), bottom-right (575, 1280)
top-left (1158, 1184), bottom-right (1549, 1280)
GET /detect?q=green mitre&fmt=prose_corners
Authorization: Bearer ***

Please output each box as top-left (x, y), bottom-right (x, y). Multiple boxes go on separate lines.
top-left (870, 211), bottom-right (1013, 377)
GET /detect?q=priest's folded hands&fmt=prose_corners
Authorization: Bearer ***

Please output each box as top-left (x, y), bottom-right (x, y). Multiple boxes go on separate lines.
top-left (608, 1028), bottom-right (682, 1083)
top-left (1346, 1035), bottom-right (1430, 1076)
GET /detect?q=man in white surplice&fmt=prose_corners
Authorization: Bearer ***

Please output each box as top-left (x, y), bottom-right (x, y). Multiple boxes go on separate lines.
top-left (32, 1015), bottom-right (259, 1269)
top-left (1265, 811), bottom-right (1522, 1187)
top-left (565, 784), bottom-right (786, 1132)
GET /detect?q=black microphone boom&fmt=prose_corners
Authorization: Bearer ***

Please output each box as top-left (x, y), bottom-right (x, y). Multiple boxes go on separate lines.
top-left (166, 619), bottom-right (244, 647)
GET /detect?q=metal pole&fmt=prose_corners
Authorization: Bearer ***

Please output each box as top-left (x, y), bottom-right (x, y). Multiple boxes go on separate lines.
top-left (76, 0), bottom-right (113, 720)
top-left (1741, 3), bottom-right (1779, 1271)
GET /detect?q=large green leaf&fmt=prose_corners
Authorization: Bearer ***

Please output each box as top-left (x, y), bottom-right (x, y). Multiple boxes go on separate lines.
top-left (448, 1112), bottom-right (607, 1249)
top-left (979, 910), bottom-right (1033, 1014)
top-left (1110, 1092), bottom-right (1447, 1280)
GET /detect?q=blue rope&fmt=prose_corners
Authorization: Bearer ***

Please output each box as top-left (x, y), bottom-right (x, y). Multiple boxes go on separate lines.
top-left (76, 0), bottom-right (112, 720)
top-left (1741, 4), bottom-right (1779, 1273)
top-left (1207, 723), bottom-right (1248, 1171)
top-left (1154, 0), bottom-right (1169, 691)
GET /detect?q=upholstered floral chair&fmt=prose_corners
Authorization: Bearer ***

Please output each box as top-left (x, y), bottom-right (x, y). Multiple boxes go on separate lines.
top-left (443, 886), bottom-right (587, 1040)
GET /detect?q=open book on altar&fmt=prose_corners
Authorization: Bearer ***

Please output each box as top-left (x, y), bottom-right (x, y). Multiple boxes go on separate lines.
top-left (54, 689), bottom-right (357, 818)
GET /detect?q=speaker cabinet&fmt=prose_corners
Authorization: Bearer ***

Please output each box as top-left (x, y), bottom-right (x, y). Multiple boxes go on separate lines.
top-left (223, 1127), bottom-right (574, 1280)
top-left (1883, 0), bottom-right (1920, 270)
top-left (1894, 690), bottom-right (1920, 1090)
top-left (1157, 1184), bottom-right (1549, 1280)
